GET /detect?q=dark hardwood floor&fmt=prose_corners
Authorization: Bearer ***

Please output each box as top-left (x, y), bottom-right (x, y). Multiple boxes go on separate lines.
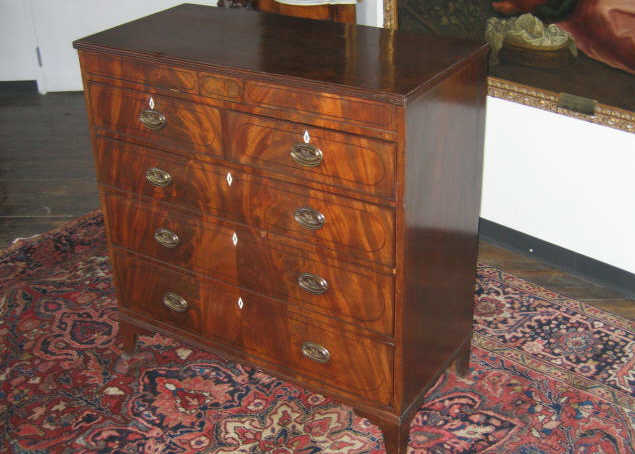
top-left (0, 83), bottom-right (98, 246)
top-left (478, 242), bottom-right (634, 321)
top-left (0, 86), bottom-right (632, 321)
top-left (0, 83), bottom-right (99, 246)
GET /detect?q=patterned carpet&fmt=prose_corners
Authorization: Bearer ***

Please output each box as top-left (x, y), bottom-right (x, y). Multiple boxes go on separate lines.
top-left (1, 212), bottom-right (633, 453)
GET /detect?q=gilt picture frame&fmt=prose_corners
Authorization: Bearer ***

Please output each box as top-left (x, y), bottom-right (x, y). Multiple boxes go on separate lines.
top-left (385, 0), bottom-right (634, 133)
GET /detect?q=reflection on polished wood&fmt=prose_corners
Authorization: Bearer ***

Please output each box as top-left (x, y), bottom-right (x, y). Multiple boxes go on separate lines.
top-left (74, 5), bottom-right (488, 103)
top-left (256, 0), bottom-right (355, 23)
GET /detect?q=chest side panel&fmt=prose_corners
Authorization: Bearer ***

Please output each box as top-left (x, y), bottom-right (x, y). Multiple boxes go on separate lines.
top-left (398, 54), bottom-right (488, 410)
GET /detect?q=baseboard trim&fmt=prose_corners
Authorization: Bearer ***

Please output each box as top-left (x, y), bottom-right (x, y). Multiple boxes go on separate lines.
top-left (478, 218), bottom-right (635, 299)
top-left (0, 80), bottom-right (38, 93)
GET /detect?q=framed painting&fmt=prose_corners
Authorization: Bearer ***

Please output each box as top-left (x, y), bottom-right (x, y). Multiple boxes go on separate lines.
top-left (385, 0), bottom-right (634, 133)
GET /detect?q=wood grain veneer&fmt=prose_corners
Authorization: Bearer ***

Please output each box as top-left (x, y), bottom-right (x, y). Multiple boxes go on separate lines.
top-left (225, 111), bottom-right (396, 198)
top-left (75, 5), bottom-right (488, 453)
top-left (102, 190), bottom-right (395, 335)
top-left (81, 52), bottom-right (198, 93)
top-left (102, 170), bottom-right (395, 266)
top-left (89, 84), bottom-right (223, 157)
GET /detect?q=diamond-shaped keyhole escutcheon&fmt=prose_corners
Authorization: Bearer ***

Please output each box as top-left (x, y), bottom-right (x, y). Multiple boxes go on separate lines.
top-left (149, 96), bottom-right (155, 110)
top-left (232, 232), bottom-right (238, 246)
top-left (303, 130), bottom-right (310, 143)
top-left (237, 297), bottom-right (244, 310)
top-left (226, 172), bottom-right (232, 187)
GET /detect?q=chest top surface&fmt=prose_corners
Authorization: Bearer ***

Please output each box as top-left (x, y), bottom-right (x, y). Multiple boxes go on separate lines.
top-left (73, 3), bottom-right (487, 104)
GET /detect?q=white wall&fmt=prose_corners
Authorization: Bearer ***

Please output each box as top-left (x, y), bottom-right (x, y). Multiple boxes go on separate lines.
top-left (0, 0), bottom-right (40, 81)
top-left (356, 0), bottom-right (383, 27)
top-left (482, 97), bottom-right (635, 273)
top-left (29, 0), bottom-right (217, 93)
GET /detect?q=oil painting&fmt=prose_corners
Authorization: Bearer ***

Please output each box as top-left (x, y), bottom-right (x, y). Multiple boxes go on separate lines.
top-left (395, 0), bottom-right (635, 117)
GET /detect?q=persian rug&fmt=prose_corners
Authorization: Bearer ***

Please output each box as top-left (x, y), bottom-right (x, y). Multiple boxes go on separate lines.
top-left (1, 212), bottom-right (633, 453)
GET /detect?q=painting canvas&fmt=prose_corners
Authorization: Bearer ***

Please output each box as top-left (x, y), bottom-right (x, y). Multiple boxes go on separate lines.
top-left (397, 0), bottom-right (635, 114)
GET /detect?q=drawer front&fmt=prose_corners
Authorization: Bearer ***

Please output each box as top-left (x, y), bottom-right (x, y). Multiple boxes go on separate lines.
top-left (113, 249), bottom-right (394, 406)
top-left (112, 249), bottom-right (289, 360)
top-left (81, 52), bottom-right (243, 101)
top-left (103, 191), bottom-right (394, 334)
top-left (96, 139), bottom-right (395, 266)
top-left (88, 84), bottom-right (222, 157)
top-left (114, 249), bottom-right (204, 335)
top-left (226, 111), bottom-right (395, 198)
top-left (104, 191), bottom-right (243, 281)
top-left (81, 52), bottom-right (197, 94)
top-left (287, 318), bottom-right (394, 406)
top-left (244, 81), bottom-right (394, 129)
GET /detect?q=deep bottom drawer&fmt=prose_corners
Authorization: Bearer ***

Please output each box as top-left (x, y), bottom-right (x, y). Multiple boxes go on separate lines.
top-left (113, 248), bottom-right (289, 360)
top-left (286, 318), bottom-right (394, 406)
top-left (114, 248), bottom-right (204, 335)
top-left (112, 249), bottom-right (394, 405)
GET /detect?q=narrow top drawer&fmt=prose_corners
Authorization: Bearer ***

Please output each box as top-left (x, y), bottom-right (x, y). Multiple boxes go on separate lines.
top-left (80, 52), bottom-right (244, 103)
top-left (81, 52), bottom-right (197, 94)
top-left (244, 80), bottom-right (395, 129)
top-left (80, 51), bottom-right (396, 131)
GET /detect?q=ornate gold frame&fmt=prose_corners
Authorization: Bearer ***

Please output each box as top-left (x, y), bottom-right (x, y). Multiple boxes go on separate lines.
top-left (383, 0), bottom-right (398, 30)
top-left (487, 77), bottom-right (634, 134)
top-left (382, 0), bottom-right (634, 134)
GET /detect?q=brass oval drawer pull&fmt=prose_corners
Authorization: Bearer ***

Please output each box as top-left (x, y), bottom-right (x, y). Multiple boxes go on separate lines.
top-left (154, 227), bottom-right (180, 248)
top-left (301, 341), bottom-right (330, 363)
top-left (290, 143), bottom-right (323, 167)
top-left (163, 292), bottom-right (189, 313)
top-left (298, 272), bottom-right (328, 295)
top-left (145, 167), bottom-right (172, 187)
top-left (294, 207), bottom-right (325, 230)
top-left (139, 109), bottom-right (166, 130)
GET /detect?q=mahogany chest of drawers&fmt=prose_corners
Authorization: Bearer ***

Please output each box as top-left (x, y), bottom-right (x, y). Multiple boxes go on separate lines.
top-left (74, 5), bottom-right (488, 453)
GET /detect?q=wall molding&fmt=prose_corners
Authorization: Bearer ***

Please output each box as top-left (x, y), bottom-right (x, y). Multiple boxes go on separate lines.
top-left (479, 218), bottom-right (635, 298)
top-left (488, 77), bottom-right (634, 134)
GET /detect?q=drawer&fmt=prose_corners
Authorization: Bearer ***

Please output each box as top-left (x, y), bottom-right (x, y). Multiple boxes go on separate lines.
top-left (287, 318), bottom-right (394, 406)
top-left (112, 249), bottom-right (289, 360)
top-left (103, 191), bottom-right (394, 335)
top-left (114, 249), bottom-right (204, 335)
top-left (96, 139), bottom-right (395, 266)
top-left (88, 84), bottom-right (222, 157)
top-left (81, 52), bottom-right (197, 94)
top-left (112, 249), bottom-right (394, 405)
top-left (244, 80), bottom-right (394, 129)
top-left (225, 111), bottom-right (395, 198)
top-left (81, 52), bottom-right (243, 101)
